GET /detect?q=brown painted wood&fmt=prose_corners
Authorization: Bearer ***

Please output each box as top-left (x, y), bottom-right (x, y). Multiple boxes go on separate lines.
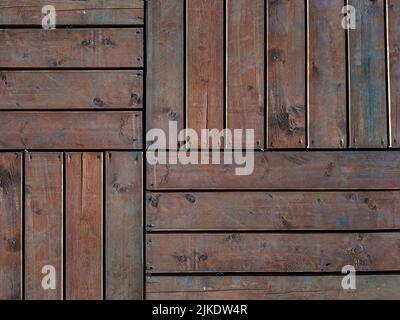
top-left (0, 29), bottom-right (143, 68)
top-left (0, 0), bottom-right (144, 25)
top-left (0, 71), bottom-right (143, 110)
top-left (0, 153), bottom-right (22, 300)
top-left (106, 152), bottom-right (143, 300)
top-left (268, 0), bottom-right (306, 148)
top-left (25, 152), bottom-right (62, 300)
top-left (147, 233), bottom-right (400, 273)
top-left (0, 111), bottom-right (142, 150)
top-left (227, 0), bottom-right (265, 149)
top-left (66, 153), bottom-right (102, 300)
top-left (147, 275), bottom-right (400, 300)
top-left (349, 0), bottom-right (387, 148)
top-left (147, 191), bottom-right (400, 231)
top-left (309, 0), bottom-right (346, 148)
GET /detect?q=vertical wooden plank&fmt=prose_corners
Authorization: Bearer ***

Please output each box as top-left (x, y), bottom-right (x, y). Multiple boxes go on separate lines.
top-left (349, 0), bottom-right (387, 148)
top-left (0, 153), bottom-right (21, 300)
top-left (187, 0), bottom-right (224, 134)
top-left (309, 0), bottom-right (347, 148)
top-left (25, 152), bottom-right (62, 300)
top-left (227, 0), bottom-right (265, 149)
top-left (106, 152), bottom-right (143, 300)
top-left (66, 153), bottom-right (102, 300)
top-left (268, 0), bottom-right (306, 148)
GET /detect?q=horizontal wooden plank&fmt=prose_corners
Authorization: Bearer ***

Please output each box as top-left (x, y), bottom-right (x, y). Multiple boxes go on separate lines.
top-left (147, 275), bottom-right (400, 300)
top-left (0, 29), bottom-right (143, 68)
top-left (146, 233), bottom-right (400, 273)
top-left (0, 71), bottom-right (143, 109)
top-left (0, 111), bottom-right (142, 149)
top-left (0, 1), bottom-right (144, 25)
top-left (146, 191), bottom-right (400, 231)
top-left (147, 151), bottom-right (400, 190)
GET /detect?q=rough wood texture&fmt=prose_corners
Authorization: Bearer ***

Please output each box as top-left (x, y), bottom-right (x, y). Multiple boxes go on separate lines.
top-left (147, 275), bottom-right (400, 300)
top-left (309, 0), bottom-right (346, 148)
top-left (0, 71), bottom-right (143, 110)
top-left (106, 152), bottom-right (143, 300)
top-left (66, 153), bottom-right (102, 300)
top-left (268, 0), bottom-right (306, 148)
top-left (147, 233), bottom-right (400, 273)
top-left (25, 153), bottom-right (62, 300)
top-left (349, 0), bottom-right (387, 148)
top-left (0, 111), bottom-right (142, 150)
top-left (0, 0), bottom-right (144, 25)
top-left (0, 153), bottom-right (21, 300)
top-left (0, 29), bottom-right (143, 68)
top-left (227, 0), bottom-right (265, 149)
top-left (147, 191), bottom-right (400, 231)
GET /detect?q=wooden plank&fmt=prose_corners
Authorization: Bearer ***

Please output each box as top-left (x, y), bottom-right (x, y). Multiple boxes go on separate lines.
top-left (349, 0), bottom-right (387, 148)
top-left (309, 0), bottom-right (346, 148)
top-left (147, 0), bottom-right (184, 146)
top-left (147, 191), bottom-right (400, 231)
top-left (0, 29), bottom-right (143, 68)
top-left (147, 275), bottom-right (400, 300)
top-left (66, 153), bottom-right (102, 300)
top-left (147, 151), bottom-right (400, 190)
top-left (0, 153), bottom-right (21, 300)
top-left (268, 0), bottom-right (306, 148)
top-left (147, 233), bottom-right (400, 273)
top-left (25, 152), bottom-right (62, 300)
top-left (0, 0), bottom-right (144, 26)
top-left (187, 0), bottom-right (224, 134)
top-left (106, 152), bottom-right (143, 300)
top-left (0, 111), bottom-right (142, 150)
top-left (0, 71), bottom-right (143, 110)
top-left (227, 0), bottom-right (265, 149)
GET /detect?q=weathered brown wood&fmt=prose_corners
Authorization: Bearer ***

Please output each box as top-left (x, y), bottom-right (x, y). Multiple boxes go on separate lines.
top-left (66, 152), bottom-right (102, 300)
top-left (309, 0), bottom-right (346, 148)
top-left (147, 233), bottom-right (400, 273)
top-left (25, 152), bottom-right (62, 300)
top-left (227, 0), bottom-right (265, 149)
top-left (0, 29), bottom-right (143, 68)
top-left (106, 152), bottom-right (143, 300)
top-left (147, 191), bottom-right (400, 231)
top-left (0, 153), bottom-right (21, 300)
top-left (0, 0), bottom-right (144, 25)
top-left (0, 71), bottom-right (143, 109)
top-left (0, 111), bottom-right (142, 150)
top-left (349, 0), bottom-right (387, 148)
top-left (147, 275), bottom-right (400, 300)
top-left (187, 0), bottom-right (224, 134)
top-left (268, 0), bottom-right (306, 148)
top-left (147, 151), bottom-right (400, 190)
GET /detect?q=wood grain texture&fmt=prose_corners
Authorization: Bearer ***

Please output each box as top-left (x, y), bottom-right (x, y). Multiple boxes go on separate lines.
top-left (349, 0), bottom-right (387, 148)
top-left (309, 0), bottom-right (346, 148)
top-left (0, 0), bottom-right (144, 25)
top-left (227, 0), bottom-right (265, 149)
top-left (147, 191), bottom-right (400, 231)
top-left (0, 111), bottom-right (142, 150)
top-left (0, 153), bottom-right (21, 300)
top-left (66, 153), bottom-right (102, 300)
top-left (25, 152), bottom-right (62, 300)
top-left (0, 29), bottom-right (143, 68)
top-left (187, 0), bottom-right (224, 134)
top-left (268, 0), bottom-right (306, 148)
top-left (147, 151), bottom-right (400, 190)
top-left (0, 71), bottom-right (143, 110)
top-left (106, 152), bottom-right (143, 300)
top-left (147, 233), bottom-right (400, 273)
top-left (147, 275), bottom-right (400, 300)
top-left (147, 0), bottom-right (184, 146)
